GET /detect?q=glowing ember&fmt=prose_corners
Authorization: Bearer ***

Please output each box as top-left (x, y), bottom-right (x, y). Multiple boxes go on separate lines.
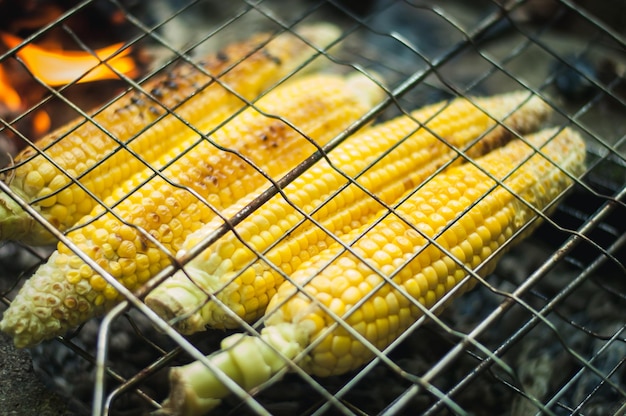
top-left (0, 32), bottom-right (137, 86)
top-left (32, 110), bottom-right (51, 136)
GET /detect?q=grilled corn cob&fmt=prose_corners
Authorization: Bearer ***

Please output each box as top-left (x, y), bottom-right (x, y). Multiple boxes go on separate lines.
top-left (0, 72), bottom-right (384, 348)
top-left (145, 91), bottom-right (552, 334)
top-left (0, 23), bottom-right (340, 245)
top-left (158, 127), bottom-right (586, 415)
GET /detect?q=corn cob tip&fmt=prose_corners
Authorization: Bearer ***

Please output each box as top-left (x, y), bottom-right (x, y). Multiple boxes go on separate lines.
top-left (295, 22), bottom-right (341, 46)
top-left (144, 266), bottom-right (214, 334)
top-left (0, 191), bottom-right (35, 243)
top-left (0, 251), bottom-right (110, 348)
top-left (158, 324), bottom-right (307, 416)
top-left (0, 189), bottom-right (66, 245)
top-left (280, 23), bottom-right (342, 72)
top-left (344, 70), bottom-right (386, 105)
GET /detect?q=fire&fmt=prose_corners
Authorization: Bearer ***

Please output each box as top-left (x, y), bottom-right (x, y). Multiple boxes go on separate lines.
top-left (0, 32), bottom-right (139, 138)
top-left (0, 65), bottom-right (22, 112)
top-left (32, 110), bottom-right (51, 136)
top-left (0, 33), bottom-right (137, 86)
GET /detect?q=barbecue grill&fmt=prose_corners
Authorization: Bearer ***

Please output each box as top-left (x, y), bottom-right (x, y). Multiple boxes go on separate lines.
top-left (0, 0), bottom-right (624, 415)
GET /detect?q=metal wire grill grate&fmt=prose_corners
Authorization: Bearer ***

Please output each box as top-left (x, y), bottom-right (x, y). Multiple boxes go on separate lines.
top-left (0, 0), bottom-right (625, 415)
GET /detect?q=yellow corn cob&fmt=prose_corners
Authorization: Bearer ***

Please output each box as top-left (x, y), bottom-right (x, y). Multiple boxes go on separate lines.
top-left (0, 71), bottom-right (384, 348)
top-left (157, 127), bottom-right (586, 416)
top-left (145, 91), bottom-right (552, 334)
top-left (0, 23), bottom-right (340, 245)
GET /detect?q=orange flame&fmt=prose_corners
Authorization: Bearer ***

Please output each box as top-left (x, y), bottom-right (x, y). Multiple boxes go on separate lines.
top-left (32, 110), bottom-right (51, 136)
top-left (1, 32), bottom-right (138, 86)
top-left (1, 33), bottom-right (140, 138)
top-left (0, 64), bottom-right (23, 112)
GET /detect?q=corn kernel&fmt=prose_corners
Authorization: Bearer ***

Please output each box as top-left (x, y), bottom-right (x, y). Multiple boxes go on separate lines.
top-left (404, 277), bottom-right (422, 299)
top-left (147, 248), bottom-right (162, 264)
top-left (328, 298), bottom-right (346, 317)
top-left (37, 162), bottom-right (57, 183)
top-left (66, 270), bottom-right (81, 285)
top-left (341, 286), bottom-right (361, 306)
top-left (23, 170), bottom-right (44, 195)
top-left (117, 240), bottom-right (137, 259)
top-left (365, 322), bottom-right (378, 342)
top-left (137, 269), bottom-right (151, 283)
top-left (94, 294), bottom-right (105, 307)
top-left (48, 205), bottom-right (69, 226)
top-left (118, 224), bottom-right (136, 241)
top-left (35, 188), bottom-right (56, 207)
top-left (330, 276), bottom-right (350, 298)
top-left (68, 255), bottom-right (83, 270)
top-left (104, 284), bottom-right (118, 300)
top-left (90, 275), bottom-right (107, 292)
top-left (119, 258), bottom-right (136, 276)
top-left (108, 261), bottom-right (123, 279)
top-left (107, 233), bottom-right (122, 251)
top-left (79, 264), bottom-right (94, 278)
top-left (375, 317), bottom-right (389, 342)
top-left (331, 335), bottom-right (352, 357)
top-left (48, 175), bottom-right (68, 192)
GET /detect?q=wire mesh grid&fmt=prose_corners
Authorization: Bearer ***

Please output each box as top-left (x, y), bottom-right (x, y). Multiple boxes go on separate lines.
top-left (0, 0), bottom-right (625, 415)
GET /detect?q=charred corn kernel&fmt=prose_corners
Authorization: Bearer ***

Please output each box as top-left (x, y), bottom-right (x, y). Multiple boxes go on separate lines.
top-left (157, 127), bottom-right (586, 415)
top-left (145, 91), bottom-right (552, 334)
top-left (0, 71), bottom-right (384, 348)
top-left (0, 23), bottom-right (340, 245)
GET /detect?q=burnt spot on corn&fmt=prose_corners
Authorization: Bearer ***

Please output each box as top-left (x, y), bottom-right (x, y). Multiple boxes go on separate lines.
top-left (208, 175), bottom-right (219, 187)
top-left (464, 129), bottom-right (514, 160)
top-left (149, 106), bottom-right (162, 117)
top-left (216, 50), bottom-right (229, 62)
top-left (259, 121), bottom-right (288, 149)
top-left (201, 172), bottom-right (226, 188)
top-left (130, 95), bottom-right (144, 106)
top-left (402, 176), bottom-right (416, 191)
top-left (139, 234), bottom-right (149, 251)
top-left (262, 49), bottom-right (282, 66)
top-left (150, 87), bottom-right (164, 99)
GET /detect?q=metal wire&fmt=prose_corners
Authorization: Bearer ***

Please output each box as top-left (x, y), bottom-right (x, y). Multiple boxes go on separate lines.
top-left (0, 0), bottom-right (625, 415)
